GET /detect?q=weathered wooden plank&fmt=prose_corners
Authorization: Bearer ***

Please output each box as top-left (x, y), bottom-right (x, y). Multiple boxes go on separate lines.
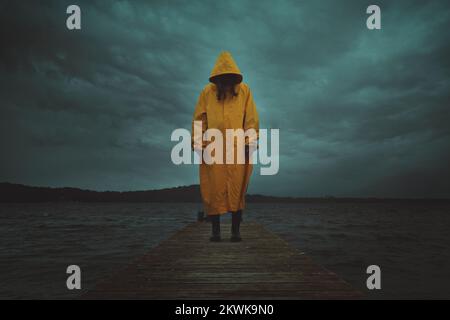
top-left (84, 222), bottom-right (362, 299)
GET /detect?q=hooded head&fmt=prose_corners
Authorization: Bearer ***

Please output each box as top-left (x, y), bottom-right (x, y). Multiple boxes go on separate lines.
top-left (209, 51), bottom-right (243, 100)
top-left (209, 51), bottom-right (243, 84)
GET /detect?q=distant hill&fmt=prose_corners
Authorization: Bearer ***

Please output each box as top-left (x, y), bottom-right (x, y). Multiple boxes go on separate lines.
top-left (0, 182), bottom-right (202, 203)
top-left (0, 182), bottom-right (449, 203)
top-left (0, 182), bottom-right (295, 203)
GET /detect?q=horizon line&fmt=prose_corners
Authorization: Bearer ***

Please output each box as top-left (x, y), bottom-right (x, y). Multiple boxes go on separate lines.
top-left (1, 181), bottom-right (449, 201)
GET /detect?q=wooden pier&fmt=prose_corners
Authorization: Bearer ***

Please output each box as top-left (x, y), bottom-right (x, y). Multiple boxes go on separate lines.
top-left (84, 222), bottom-right (362, 299)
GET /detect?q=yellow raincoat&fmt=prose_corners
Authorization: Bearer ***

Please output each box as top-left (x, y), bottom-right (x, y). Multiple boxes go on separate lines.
top-left (192, 51), bottom-right (259, 216)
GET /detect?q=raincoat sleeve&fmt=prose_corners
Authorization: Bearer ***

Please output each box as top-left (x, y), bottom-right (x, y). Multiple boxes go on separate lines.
top-left (243, 87), bottom-right (259, 147)
top-left (191, 88), bottom-right (208, 151)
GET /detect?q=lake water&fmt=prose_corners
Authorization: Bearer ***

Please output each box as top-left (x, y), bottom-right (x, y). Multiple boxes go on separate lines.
top-left (0, 202), bottom-right (449, 299)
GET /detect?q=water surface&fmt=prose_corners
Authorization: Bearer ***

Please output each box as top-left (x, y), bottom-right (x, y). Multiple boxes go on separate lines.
top-left (1, 202), bottom-right (449, 299)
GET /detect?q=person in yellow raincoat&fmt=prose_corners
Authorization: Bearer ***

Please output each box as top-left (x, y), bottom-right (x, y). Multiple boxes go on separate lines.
top-left (192, 51), bottom-right (259, 242)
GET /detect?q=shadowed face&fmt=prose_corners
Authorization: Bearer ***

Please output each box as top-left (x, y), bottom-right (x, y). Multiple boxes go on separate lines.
top-left (211, 73), bottom-right (242, 87)
top-left (211, 74), bottom-right (242, 100)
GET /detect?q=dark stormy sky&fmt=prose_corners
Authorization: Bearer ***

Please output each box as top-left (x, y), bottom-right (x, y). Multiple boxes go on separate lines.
top-left (1, 0), bottom-right (449, 197)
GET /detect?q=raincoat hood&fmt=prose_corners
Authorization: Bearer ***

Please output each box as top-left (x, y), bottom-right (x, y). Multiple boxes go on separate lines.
top-left (209, 51), bottom-right (243, 83)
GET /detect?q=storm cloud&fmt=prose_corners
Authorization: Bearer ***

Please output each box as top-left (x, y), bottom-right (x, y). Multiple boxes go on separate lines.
top-left (1, 0), bottom-right (449, 197)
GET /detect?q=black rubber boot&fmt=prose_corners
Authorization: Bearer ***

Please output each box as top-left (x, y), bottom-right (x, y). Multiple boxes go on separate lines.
top-left (209, 215), bottom-right (221, 242)
top-left (230, 210), bottom-right (242, 242)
